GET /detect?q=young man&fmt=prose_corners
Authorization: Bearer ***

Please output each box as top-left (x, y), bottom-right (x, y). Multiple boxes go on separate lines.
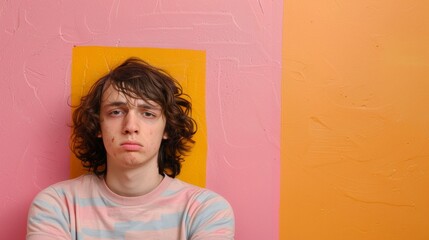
top-left (27, 58), bottom-right (235, 239)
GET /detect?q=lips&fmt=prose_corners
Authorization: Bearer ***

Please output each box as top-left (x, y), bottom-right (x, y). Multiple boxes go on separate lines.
top-left (120, 141), bottom-right (142, 151)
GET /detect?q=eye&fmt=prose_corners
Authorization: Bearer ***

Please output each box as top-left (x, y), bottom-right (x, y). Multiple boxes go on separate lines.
top-left (142, 111), bottom-right (156, 118)
top-left (109, 109), bottom-right (124, 116)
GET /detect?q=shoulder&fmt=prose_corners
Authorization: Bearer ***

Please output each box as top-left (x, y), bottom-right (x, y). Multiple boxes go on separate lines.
top-left (27, 175), bottom-right (103, 232)
top-left (31, 174), bottom-right (101, 204)
top-left (26, 176), bottom-right (100, 239)
top-left (168, 178), bottom-right (229, 203)
top-left (167, 178), bottom-right (235, 239)
top-left (163, 177), bottom-right (234, 217)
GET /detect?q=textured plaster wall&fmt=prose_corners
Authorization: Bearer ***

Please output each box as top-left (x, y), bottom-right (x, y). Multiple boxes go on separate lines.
top-left (0, 1), bottom-right (282, 239)
top-left (281, 0), bottom-right (429, 239)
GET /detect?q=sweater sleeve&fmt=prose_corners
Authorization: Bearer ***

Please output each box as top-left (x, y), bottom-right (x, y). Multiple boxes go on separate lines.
top-left (187, 191), bottom-right (235, 240)
top-left (26, 187), bottom-right (71, 240)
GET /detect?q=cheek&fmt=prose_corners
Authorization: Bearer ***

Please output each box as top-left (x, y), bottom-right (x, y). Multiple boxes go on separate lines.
top-left (100, 132), bottom-right (114, 147)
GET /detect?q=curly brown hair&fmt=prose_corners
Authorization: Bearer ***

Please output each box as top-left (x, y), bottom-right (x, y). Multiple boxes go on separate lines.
top-left (71, 57), bottom-right (197, 178)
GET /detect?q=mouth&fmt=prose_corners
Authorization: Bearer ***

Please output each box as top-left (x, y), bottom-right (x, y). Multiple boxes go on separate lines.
top-left (120, 141), bottom-right (143, 151)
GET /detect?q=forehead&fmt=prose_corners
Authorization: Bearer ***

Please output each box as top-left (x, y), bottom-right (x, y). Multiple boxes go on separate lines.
top-left (101, 84), bottom-right (160, 108)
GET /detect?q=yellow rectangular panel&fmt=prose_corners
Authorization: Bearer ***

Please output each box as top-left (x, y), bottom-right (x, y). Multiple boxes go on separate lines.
top-left (71, 46), bottom-right (206, 187)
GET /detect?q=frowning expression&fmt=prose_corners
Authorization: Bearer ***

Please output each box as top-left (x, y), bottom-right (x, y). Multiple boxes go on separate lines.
top-left (99, 85), bottom-right (167, 171)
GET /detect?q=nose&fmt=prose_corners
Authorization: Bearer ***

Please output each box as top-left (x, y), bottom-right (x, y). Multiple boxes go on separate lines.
top-left (122, 111), bottom-right (139, 135)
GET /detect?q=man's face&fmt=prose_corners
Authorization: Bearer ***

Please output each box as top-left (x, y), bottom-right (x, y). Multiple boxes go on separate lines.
top-left (99, 85), bottom-right (167, 171)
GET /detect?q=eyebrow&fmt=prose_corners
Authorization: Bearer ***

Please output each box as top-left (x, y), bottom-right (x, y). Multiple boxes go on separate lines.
top-left (102, 101), bottom-right (162, 111)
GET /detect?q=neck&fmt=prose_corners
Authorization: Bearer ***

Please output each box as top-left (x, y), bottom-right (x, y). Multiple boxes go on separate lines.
top-left (105, 167), bottom-right (164, 197)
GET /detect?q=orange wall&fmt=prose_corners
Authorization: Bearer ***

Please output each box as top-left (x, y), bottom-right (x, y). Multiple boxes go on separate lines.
top-left (281, 1), bottom-right (429, 239)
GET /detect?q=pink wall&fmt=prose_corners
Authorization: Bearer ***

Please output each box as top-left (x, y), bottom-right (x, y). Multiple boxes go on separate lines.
top-left (0, 1), bottom-right (282, 239)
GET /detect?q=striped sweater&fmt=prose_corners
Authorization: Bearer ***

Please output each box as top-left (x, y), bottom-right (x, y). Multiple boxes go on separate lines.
top-left (27, 174), bottom-right (234, 239)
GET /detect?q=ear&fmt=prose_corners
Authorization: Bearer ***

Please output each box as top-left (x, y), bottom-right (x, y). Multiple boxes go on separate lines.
top-left (97, 132), bottom-right (102, 138)
top-left (162, 132), bottom-right (168, 139)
